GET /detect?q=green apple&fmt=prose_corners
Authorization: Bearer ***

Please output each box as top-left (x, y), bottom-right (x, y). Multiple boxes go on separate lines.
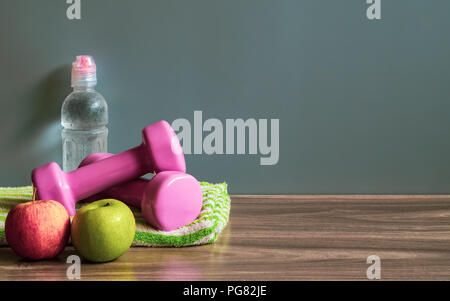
top-left (71, 199), bottom-right (136, 263)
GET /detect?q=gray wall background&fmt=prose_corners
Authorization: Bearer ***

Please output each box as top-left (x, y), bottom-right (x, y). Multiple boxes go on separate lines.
top-left (1, 0), bottom-right (450, 194)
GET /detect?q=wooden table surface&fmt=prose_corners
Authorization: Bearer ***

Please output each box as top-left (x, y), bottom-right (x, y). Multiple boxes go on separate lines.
top-left (1, 195), bottom-right (450, 281)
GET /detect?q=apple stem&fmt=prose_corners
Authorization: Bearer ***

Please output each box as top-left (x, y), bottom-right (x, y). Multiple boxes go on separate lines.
top-left (32, 186), bottom-right (37, 202)
top-left (104, 202), bottom-right (111, 207)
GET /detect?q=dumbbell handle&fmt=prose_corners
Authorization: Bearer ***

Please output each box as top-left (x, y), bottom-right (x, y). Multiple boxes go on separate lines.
top-left (84, 178), bottom-right (148, 208)
top-left (78, 152), bottom-right (147, 207)
top-left (69, 145), bottom-right (149, 200)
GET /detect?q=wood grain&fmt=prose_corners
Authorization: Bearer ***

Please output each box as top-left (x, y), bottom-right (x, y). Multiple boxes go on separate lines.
top-left (1, 195), bottom-right (450, 280)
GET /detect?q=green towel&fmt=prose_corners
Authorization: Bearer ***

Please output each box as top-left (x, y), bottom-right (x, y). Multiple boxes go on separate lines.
top-left (0, 182), bottom-right (230, 247)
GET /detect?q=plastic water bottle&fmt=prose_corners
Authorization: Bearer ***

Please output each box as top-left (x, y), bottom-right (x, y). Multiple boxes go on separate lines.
top-left (61, 55), bottom-right (108, 172)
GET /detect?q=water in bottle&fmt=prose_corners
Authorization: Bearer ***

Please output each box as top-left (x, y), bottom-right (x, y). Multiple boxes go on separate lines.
top-left (61, 55), bottom-right (108, 172)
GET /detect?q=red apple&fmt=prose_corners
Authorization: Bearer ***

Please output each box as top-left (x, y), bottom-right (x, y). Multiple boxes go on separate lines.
top-left (5, 196), bottom-right (70, 260)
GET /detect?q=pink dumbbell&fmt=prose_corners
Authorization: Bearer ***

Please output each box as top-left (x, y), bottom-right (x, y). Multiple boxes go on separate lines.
top-left (79, 153), bottom-right (203, 231)
top-left (31, 120), bottom-right (186, 216)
